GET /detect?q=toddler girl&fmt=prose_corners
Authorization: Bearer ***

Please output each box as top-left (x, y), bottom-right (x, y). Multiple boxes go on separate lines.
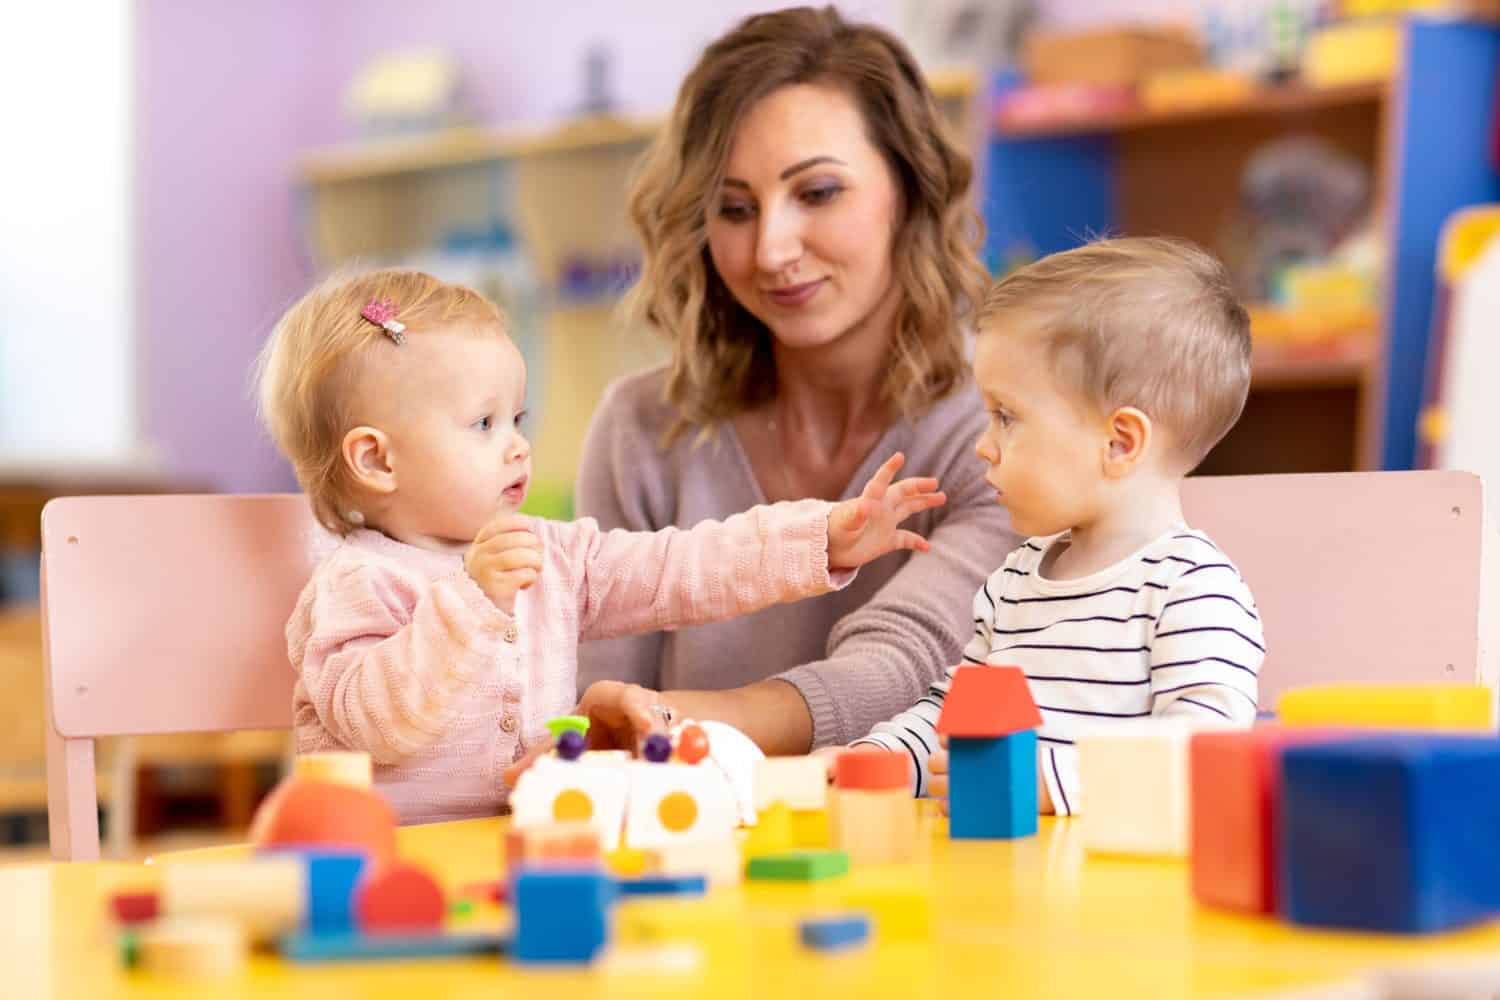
top-left (255, 269), bottom-right (944, 823)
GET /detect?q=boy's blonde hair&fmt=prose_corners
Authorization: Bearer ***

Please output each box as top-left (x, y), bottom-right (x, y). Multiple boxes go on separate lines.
top-left (979, 237), bottom-right (1251, 470)
top-left (254, 268), bottom-right (507, 534)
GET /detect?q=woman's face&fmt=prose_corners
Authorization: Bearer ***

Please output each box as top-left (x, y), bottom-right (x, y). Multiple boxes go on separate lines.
top-left (707, 83), bottom-right (903, 354)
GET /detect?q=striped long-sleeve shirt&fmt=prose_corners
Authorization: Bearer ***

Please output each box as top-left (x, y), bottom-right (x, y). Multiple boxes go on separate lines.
top-left (851, 528), bottom-right (1264, 815)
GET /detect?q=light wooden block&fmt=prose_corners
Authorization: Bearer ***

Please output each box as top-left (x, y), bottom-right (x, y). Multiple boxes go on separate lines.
top-left (160, 859), bottom-right (305, 944)
top-left (292, 752), bottom-right (372, 788)
top-left (624, 762), bottom-right (738, 850)
top-left (643, 838), bottom-right (742, 887)
top-left (510, 755), bottom-right (630, 849)
top-left (137, 917), bottom-right (247, 979)
top-left (505, 820), bottom-right (602, 869)
top-left (1077, 717), bottom-right (1232, 857)
top-left (754, 755), bottom-right (829, 812)
top-left (829, 788), bottom-right (917, 865)
top-left (1278, 684), bottom-right (1494, 732)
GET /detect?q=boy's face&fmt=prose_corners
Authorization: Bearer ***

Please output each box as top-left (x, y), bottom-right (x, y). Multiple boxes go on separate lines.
top-left (972, 328), bottom-right (1110, 538)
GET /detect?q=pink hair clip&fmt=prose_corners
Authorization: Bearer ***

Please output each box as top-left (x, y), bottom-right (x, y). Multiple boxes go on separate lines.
top-left (361, 298), bottom-right (406, 345)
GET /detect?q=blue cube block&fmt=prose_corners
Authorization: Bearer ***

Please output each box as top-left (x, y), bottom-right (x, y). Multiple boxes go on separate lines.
top-left (948, 731), bottom-right (1037, 839)
top-left (259, 846), bottom-right (367, 934)
top-left (512, 868), bottom-right (615, 964)
top-left (1281, 735), bottom-right (1500, 933)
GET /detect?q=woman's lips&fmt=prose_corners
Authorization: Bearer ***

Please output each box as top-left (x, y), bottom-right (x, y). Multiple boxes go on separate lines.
top-left (764, 279), bottom-right (825, 308)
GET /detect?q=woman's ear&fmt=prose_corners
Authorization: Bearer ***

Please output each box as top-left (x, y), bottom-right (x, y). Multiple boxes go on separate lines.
top-left (341, 426), bottom-right (398, 495)
top-left (1102, 406), bottom-right (1152, 479)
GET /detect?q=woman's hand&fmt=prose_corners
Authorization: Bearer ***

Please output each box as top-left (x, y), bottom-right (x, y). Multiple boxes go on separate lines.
top-left (827, 453), bottom-right (946, 571)
top-left (574, 681), bottom-right (672, 751)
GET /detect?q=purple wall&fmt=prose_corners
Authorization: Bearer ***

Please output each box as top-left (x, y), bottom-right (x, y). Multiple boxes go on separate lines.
top-left (135, 2), bottom-right (902, 492)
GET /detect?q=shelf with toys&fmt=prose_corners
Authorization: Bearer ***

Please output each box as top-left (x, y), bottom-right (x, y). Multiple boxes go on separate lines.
top-left (982, 13), bottom-right (1500, 475)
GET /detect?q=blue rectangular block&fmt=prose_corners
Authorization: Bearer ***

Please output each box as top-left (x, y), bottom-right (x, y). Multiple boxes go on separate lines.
top-left (1281, 735), bottom-right (1500, 933)
top-left (259, 846), bottom-right (368, 934)
top-left (282, 930), bottom-right (507, 963)
top-left (948, 731), bottom-right (1037, 839)
top-left (799, 913), bottom-right (870, 951)
top-left (617, 874), bottom-right (706, 897)
top-left (512, 868), bottom-right (615, 964)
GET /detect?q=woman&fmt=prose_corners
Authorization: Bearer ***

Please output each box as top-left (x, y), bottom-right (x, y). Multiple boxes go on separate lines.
top-left (574, 6), bottom-right (1018, 755)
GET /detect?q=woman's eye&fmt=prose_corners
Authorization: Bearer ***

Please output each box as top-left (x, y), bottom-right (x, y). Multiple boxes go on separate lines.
top-left (718, 201), bottom-right (754, 222)
top-left (801, 185), bottom-right (842, 206)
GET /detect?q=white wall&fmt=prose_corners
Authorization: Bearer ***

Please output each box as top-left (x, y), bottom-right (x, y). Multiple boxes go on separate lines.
top-left (0, 0), bottom-right (137, 464)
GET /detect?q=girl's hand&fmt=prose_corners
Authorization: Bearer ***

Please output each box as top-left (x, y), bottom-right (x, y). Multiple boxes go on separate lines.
top-left (574, 681), bottom-right (672, 751)
top-left (826, 453), bottom-right (946, 571)
top-left (465, 515), bottom-right (542, 614)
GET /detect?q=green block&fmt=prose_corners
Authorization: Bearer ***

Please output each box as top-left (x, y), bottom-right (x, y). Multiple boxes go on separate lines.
top-left (746, 850), bottom-right (850, 882)
top-left (545, 716), bottom-right (590, 738)
top-left (118, 931), bottom-right (139, 968)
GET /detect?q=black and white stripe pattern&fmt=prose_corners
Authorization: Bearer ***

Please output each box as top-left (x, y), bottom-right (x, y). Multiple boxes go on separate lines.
top-left (853, 528), bottom-right (1265, 813)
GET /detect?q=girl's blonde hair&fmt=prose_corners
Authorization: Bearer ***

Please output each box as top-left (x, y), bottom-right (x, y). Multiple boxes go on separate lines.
top-left (625, 5), bottom-right (987, 442)
top-left (253, 268), bottom-right (506, 534)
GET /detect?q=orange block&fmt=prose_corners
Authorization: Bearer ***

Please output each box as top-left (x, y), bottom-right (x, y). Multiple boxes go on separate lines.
top-left (250, 778), bottom-right (398, 870)
top-left (505, 821), bottom-right (603, 869)
top-left (834, 750), bottom-right (909, 791)
top-left (936, 666), bottom-right (1041, 738)
top-left (1189, 725), bottom-right (1342, 913)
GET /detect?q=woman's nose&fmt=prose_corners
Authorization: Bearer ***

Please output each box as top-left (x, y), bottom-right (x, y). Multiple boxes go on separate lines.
top-left (755, 202), bottom-right (803, 275)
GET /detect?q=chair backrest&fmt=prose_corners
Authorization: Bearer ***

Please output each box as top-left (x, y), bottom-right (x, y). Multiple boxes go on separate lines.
top-left (1181, 471), bottom-right (1497, 707)
top-left (42, 494), bottom-right (326, 859)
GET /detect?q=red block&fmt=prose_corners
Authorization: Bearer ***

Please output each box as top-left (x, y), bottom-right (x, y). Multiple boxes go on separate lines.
top-left (833, 749), bottom-right (909, 791)
top-left (110, 891), bottom-right (159, 925)
top-left (355, 863), bottom-right (446, 932)
top-left (1190, 725), bottom-right (1341, 913)
top-left (935, 666), bottom-right (1041, 738)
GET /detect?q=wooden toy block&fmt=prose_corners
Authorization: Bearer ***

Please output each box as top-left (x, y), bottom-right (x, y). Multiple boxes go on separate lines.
top-left (833, 749), bottom-right (910, 791)
top-left (160, 858), bottom-right (305, 944)
top-left (1189, 726), bottom-right (1341, 914)
top-left (603, 847), bottom-right (650, 878)
top-left (1281, 735), bottom-right (1500, 933)
top-left (1078, 717), bottom-right (1230, 857)
top-left (754, 755), bottom-right (829, 811)
top-left (617, 874), bottom-right (708, 897)
top-left (505, 820), bottom-right (602, 869)
top-left (746, 849), bottom-right (850, 882)
top-left (510, 755), bottom-right (630, 849)
top-left (936, 665), bottom-right (1043, 737)
top-left (281, 930), bottom-right (508, 962)
top-left (936, 665), bottom-right (1042, 840)
top-left (642, 838), bottom-right (742, 887)
top-left (512, 867), bottom-right (616, 964)
top-left (830, 787), bottom-right (917, 864)
top-left (1277, 683), bottom-right (1493, 732)
top-left (841, 882), bottom-right (932, 941)
top-left (137, 917), bottom-right (247, 978)
top-left (799, 913), bottom-right (871, 951)
top-left (278, 848), bottom-right (368, 935)
top-left (790, 807), bottom-right (830, 848)
top-left (623, 761), bottom-right (738, 850)
top-left (110, 891), bottom-right (159, 925)
top-left (354, 862), bottom-right (446, 933)
top-left (743, 800), bottom-right (795, 858)
top-left (249, 778), bottom-right (397, 869)
top-left (947, 732), bottom-right (1037, 840)
top-left (293, 751), bottom-right (373, 788)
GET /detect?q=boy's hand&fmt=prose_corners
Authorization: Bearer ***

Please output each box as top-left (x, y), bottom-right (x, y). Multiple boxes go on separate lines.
top-left (465, 515), bottom-right (542, 614)
top-left (574, 681), bottom-right (672, 751)
top-left (827, 453), bottom-right (946, 571)
top-left (930, 737), bottom-right (950, 815)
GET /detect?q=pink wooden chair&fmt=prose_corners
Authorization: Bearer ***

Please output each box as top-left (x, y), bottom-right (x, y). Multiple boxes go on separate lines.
top-left (1182, 470), bottom-right (1496, 708)
top-left (41, 494), bottom-right (327, 860)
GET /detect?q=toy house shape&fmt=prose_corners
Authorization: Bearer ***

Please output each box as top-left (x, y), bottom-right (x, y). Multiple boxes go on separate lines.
top-left (510, 755), bottom-right (631, 849)
top-left (936, 665), bottom-right (1043, 839)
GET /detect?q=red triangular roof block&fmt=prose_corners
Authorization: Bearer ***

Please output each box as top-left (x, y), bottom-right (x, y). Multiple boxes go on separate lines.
top-left (936, 665), bottom-right (1042, 737)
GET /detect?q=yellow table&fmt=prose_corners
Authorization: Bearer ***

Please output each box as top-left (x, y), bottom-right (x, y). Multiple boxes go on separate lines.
top-left (8, 808), bottom-right (1500, 999)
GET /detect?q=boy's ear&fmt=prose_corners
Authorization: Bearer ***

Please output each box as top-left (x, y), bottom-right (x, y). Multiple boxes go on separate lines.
top-left (342, 426), bottom-right (398, 494)
top-left (1102, 406), bottom-right (1152, 479)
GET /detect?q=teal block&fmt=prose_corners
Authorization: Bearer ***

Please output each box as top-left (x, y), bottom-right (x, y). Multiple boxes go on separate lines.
top-left (948, 732), bottom-right (1037, 839)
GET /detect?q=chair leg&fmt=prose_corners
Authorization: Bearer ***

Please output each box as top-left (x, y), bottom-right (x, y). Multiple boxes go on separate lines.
top-left (44, 722), bottom-right (100, 862)
top-left (106, 738), bottom-right (137, 860)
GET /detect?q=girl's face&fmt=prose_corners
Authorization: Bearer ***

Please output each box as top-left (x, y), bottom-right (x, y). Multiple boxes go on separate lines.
top-left (349, 330), bottom-right (532, 550)
top-left (706, 83), bottom-right (904, 358)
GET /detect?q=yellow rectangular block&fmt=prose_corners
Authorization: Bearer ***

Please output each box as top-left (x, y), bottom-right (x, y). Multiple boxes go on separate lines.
top-left (1277, 684), bottom-right (1494, 731)
top-left (790, 808), bottom-right (829, 849)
